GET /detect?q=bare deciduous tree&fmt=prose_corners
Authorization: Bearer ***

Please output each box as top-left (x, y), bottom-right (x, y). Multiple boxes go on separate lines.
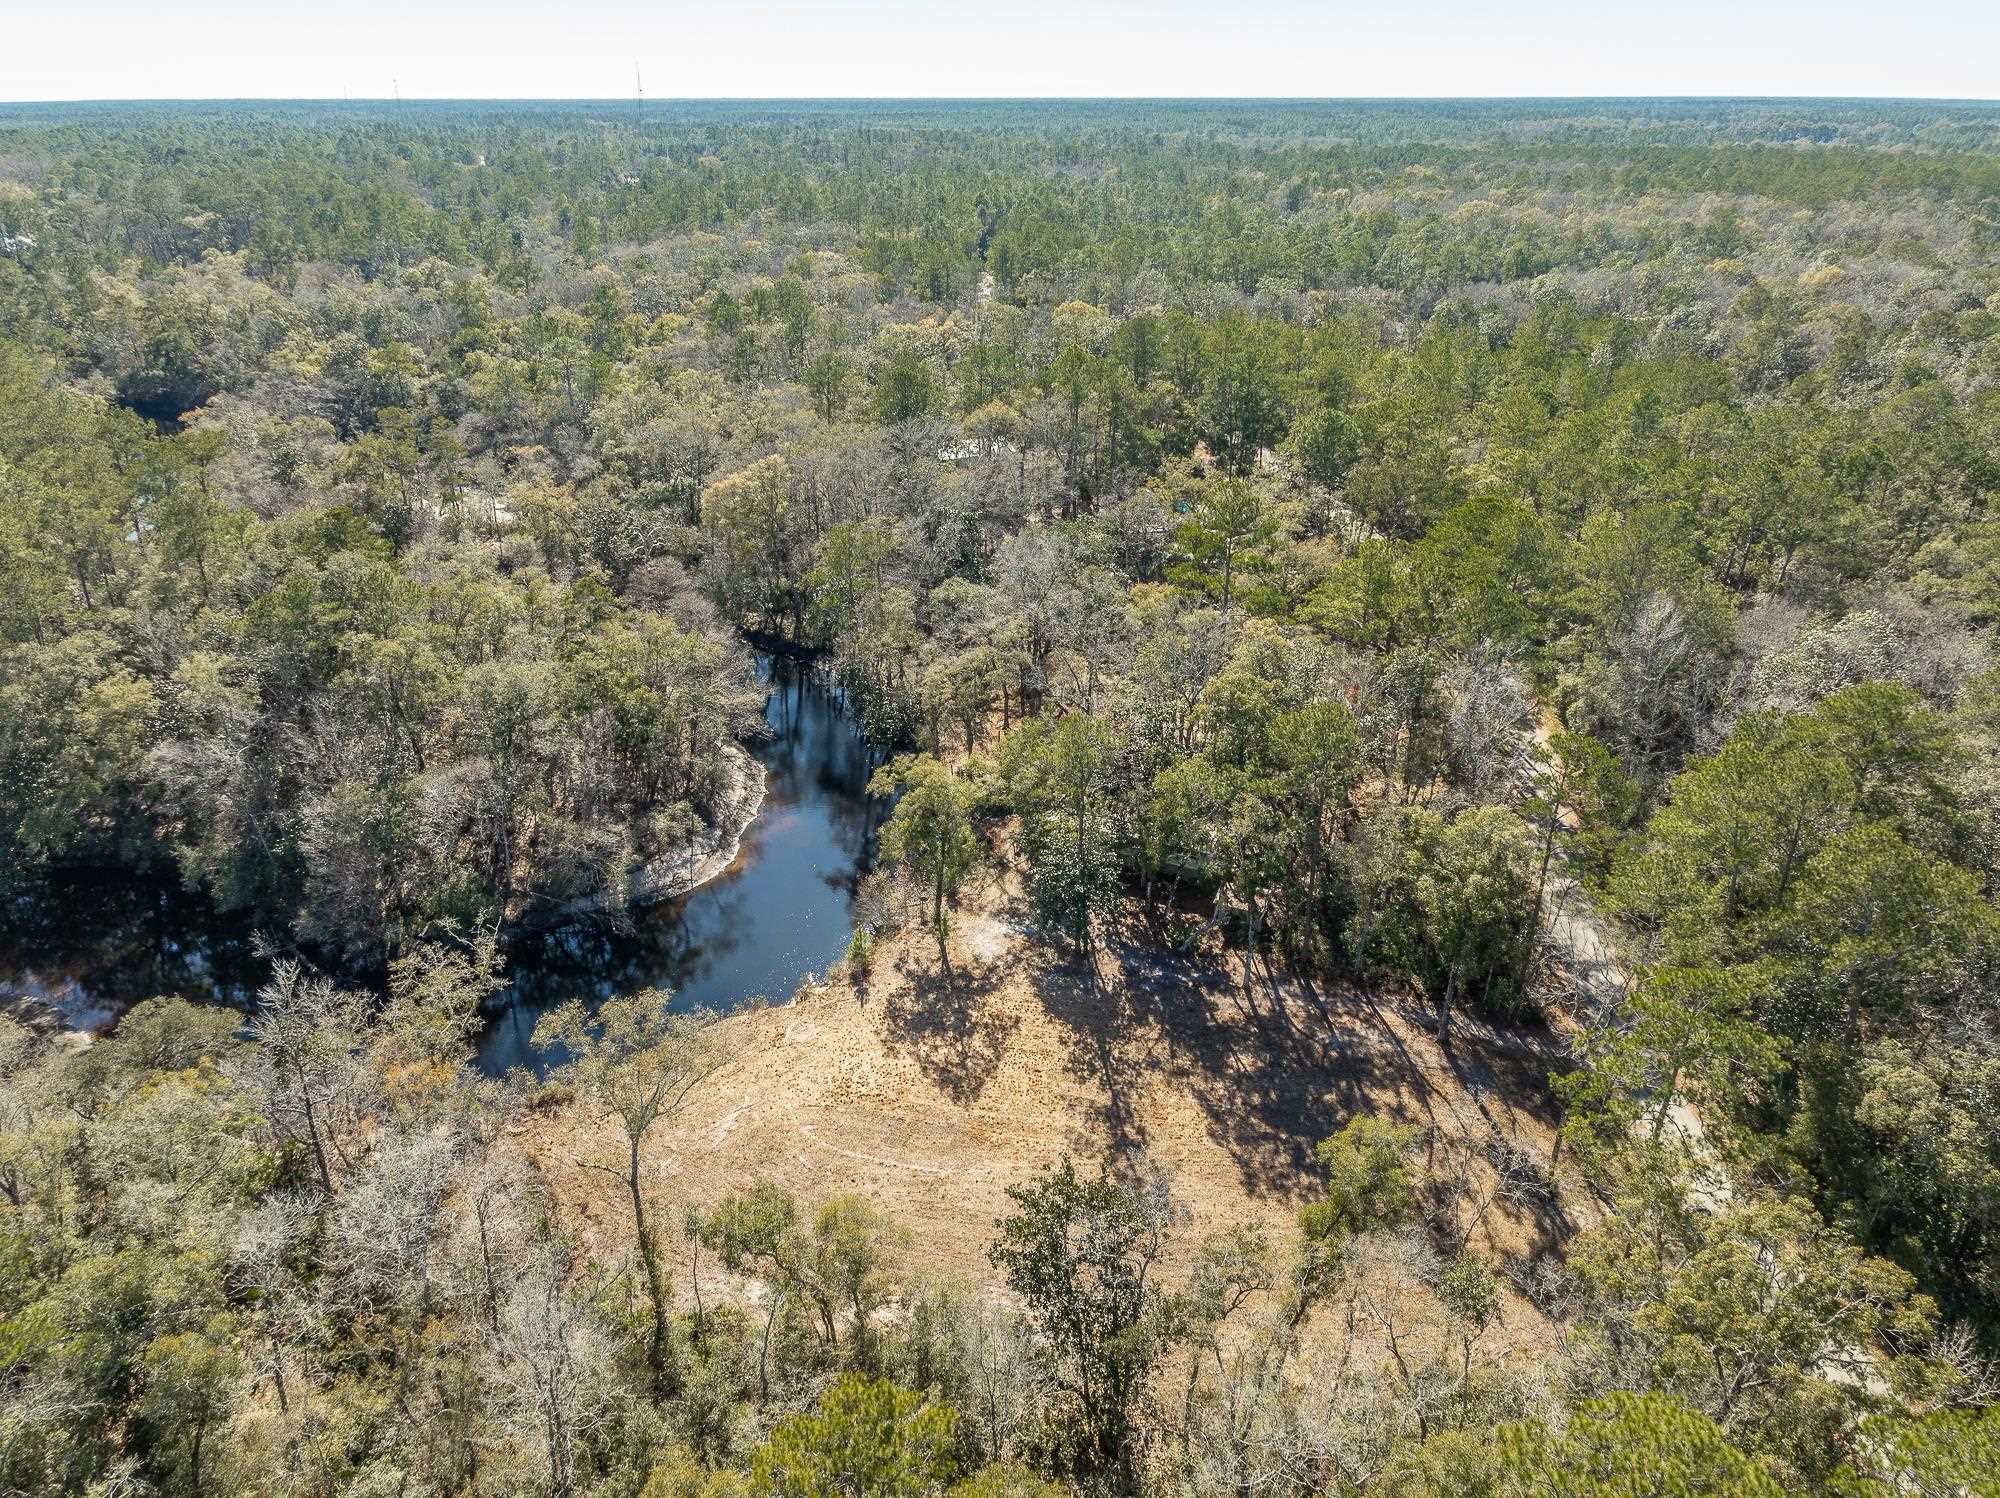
top-left (534, 993), bottom-right (728, 1402)
top-left (245, 960), bottom-right (373, 1198)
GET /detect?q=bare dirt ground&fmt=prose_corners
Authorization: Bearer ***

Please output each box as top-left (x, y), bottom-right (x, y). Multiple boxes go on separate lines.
top-left (525, 864), bottom-right (1574, 1306)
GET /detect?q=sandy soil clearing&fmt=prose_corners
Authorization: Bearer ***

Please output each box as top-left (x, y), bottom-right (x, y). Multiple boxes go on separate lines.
top-left (524, 871), bottom-right (1572, 1300)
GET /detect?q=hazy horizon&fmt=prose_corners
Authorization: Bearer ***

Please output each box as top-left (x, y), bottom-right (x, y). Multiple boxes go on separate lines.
top-left (6, 0), bottom-right (1996, 106)
top-left (7, 94), bottom-right (2000, 105)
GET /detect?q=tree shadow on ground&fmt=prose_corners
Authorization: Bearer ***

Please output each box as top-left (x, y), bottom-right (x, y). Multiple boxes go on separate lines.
top-left (877, 946), bottom-right (1016, 1105)
top-left (1019, 939), bottom-right (1157, 1165)
top-left (1023, 907), bottom-right (1566, 1214)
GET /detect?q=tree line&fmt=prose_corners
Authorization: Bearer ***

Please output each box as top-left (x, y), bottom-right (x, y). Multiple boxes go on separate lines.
top-left (2, 97), bottom-right (1999, 1492)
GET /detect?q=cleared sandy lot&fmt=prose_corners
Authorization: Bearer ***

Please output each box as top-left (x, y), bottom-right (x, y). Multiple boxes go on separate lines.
top-left (527, 865), bottom-right (1573, 1305)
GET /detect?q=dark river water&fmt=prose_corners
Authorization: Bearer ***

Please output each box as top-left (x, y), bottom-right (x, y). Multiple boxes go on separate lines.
top-left (1, 653), bottom-right (883, 1069)
top-left (475, 653), bottom-right (882, 1073)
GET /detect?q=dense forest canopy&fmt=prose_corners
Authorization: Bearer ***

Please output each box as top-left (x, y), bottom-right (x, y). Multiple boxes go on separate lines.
top-left (3, 97), bottom-right (2000, 1497)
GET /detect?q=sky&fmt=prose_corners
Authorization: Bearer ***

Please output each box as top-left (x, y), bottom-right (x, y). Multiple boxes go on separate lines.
top-left (2, 0), bottom-right (1996, 104)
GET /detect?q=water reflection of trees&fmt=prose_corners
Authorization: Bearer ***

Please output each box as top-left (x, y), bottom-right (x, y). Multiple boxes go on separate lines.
top-left (476, 653), bottom-right (884, 1075)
